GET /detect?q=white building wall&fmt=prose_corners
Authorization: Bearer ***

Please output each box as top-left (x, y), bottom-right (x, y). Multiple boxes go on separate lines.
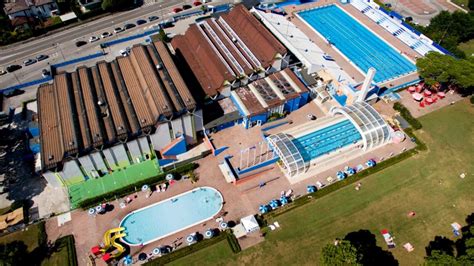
top-left (150, 123), bottom-right (172, 151)
top-left (103, 147), bottom-right (119, 168)
top-left (43, 171), bottom-right (62, 187)
top-left (182, 114), bottom-right (196, 145)
top-left (171, 118), bottom-right (185, 139)
top-left (127, 139), bottom-right (142, 163)
top-left (90, 152), bottom-right (107, 172)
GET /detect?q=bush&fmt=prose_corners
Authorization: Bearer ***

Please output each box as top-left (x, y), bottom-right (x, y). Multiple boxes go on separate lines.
top-left (55, 235), bottom-right (78, 266)
top-left (226, 232), bottom-right (241, 253)
top-left (145, 232), bottom-right (228, 265)
top-left (470, 95), bottom-right (474, 104)
top-left (393, 102), bottom-right (423, 130)
top-left (77, 163), bottom-right (197, 209)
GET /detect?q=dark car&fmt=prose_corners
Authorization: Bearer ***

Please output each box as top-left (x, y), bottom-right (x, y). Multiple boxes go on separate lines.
top-left (75, 40), bottom-right (87, 47)
top-left (148, 16), bottom-right (159, 22)
top-left (183, 4), bottom-right (192, 10)
top-left (124, 23), bottom-right (136, 30)
top-left (41, 69), bottom-right (50, 77)
top-left (173, 7), bottom-right (183, 13)
top-left (23, 59), bottom-right (37, 66)
top-left (36, 54), bottom-right (49, 61)
top-left (6, 64), bottom-right (22, 72)
top-left (4, 89), bottom-right (24, 98)
top-left (136, 19), bottom-right (147, 25)
top-left (193, 1), bottom-right (202, 6)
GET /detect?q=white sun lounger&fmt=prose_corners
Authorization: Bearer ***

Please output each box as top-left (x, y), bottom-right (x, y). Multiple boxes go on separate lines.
top-left (274, 221), bottom-right (280, 228)
top-left (269, 225), bottom-right (276, 231)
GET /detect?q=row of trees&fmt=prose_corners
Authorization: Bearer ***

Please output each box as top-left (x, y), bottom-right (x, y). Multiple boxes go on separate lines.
top-left (413, 11), bottom-right (474, 58)
top-left (416, 52), bottom-right (474, 95)
top-left (320, 213), bottom-right (474, 265)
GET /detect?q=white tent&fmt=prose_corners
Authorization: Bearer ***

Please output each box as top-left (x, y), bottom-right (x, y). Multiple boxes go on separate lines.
top-left (241, 215), bottom-right (260, 233)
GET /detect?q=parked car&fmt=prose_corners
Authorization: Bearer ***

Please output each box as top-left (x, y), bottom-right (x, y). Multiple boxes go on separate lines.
top-left (183, 4), bottom-right (192, 10)
top-left (148, 15), bottom-right (159, 22)
top-left (0, 69), bottom-right (6, 76)
top-left (36, 54), bottom-right (49, 61)
top-left (193, 1), bottom-right (202, 6)
top-left (89, 36), bottom-right (99, 43)
top-left (173, 7), bottom-right (183, 13)
top-left (6, 65), bottom-right (22, 72)
top-left (23, 59), bottom-right (37, 66)
top-left (124, 23), bottom-right (136, 30)
top-left (41, 69), bottom-right (50, 78)
top-left (136, 19), bottom-right (147, 25)
top-left (114, 27), bottom-right (124, 33)
top-left (101, 32), bottom-right (113, 38)
top-left (119, 49), bottom-right (129, 57)
top-left (75, 40), bottom-right (87, 47)
top-left (4, 89), bottom-right (24, 98)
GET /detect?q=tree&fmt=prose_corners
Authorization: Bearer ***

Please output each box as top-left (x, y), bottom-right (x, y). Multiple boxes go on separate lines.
top-left (416, 52), bottom-right (474, 95)
top-left (157, 28), bottom-right (170, 42)
top-left (469, 0), bottom-right (474, 11)
top-left (425, 213), bottom-right (474, 264)
top-left (321, 240), bottom-right (362, 265)
top-left (414, 11), bottom-right (474, 58)
top-left (101, 0), bottom-right (130, 12)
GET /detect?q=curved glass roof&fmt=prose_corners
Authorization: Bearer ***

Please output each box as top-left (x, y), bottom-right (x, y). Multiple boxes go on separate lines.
top-left (330, 102), bottom-right (391, 150)
top-left (267, 102), bottom-right (391, 178)
top-left (267, 133), bottom-right (306, 178)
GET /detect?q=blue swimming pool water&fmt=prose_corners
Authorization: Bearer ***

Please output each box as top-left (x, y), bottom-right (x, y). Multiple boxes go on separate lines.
top-left (298, 5), bottom-right (416, 83)
top-left (120, 187), bottom-right (223, 245)
top-left (293, 119), bottom-right (361, 161)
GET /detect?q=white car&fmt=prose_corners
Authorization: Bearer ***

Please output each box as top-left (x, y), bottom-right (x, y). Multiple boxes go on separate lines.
top-left (89, 36), bottom-right (99, 43)
top-left (101, 32), bottom-right (112, 38)
top-left (0, 69), bottom-right (6, 76)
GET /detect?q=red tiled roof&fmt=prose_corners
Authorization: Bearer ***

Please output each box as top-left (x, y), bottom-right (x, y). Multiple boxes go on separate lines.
top-left (172, 4), bottom-right (287, 97)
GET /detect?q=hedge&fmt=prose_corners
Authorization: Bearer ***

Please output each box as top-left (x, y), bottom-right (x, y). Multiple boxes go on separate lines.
top-left (77, 163), bottom-right (197, 209)
top-left (263, 129), bottom-right (426, 220)
top-left (144, 231), bottom-right (229, 265)
top-left (393, 102), bottom-right (422, 130)
top-left (226, 232), bottom-right (241, 253)
top-left (55, 235), bottom-right (78, 266)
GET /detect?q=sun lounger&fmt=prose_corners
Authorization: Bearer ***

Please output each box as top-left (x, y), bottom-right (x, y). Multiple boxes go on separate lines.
top-left (316, 181), bottom-right (324, 188)
top-left (327, 176), bottom-right (334, 183)
top-left (274, 221), bottom-right (280, 228)
top-left (403, 243), bottom-right (414, 252)
top-left (268, 225), bottom-right (276, 231)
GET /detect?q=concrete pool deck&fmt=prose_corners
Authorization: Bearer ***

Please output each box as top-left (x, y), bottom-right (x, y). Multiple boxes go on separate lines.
top-left (284, 0), bottom-right (422, 90)
top-left (45, 99), bottom-right (416, 265)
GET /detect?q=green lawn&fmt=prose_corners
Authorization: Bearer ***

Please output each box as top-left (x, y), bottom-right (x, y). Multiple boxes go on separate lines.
top-left (0, 223), bottom-right (42, 252)
top-left (452, 0), bottom-right (469, 10)
top-left (459, 39), bottom-right (474, 57)
top-left (170, 100), bottom-right (474, 265)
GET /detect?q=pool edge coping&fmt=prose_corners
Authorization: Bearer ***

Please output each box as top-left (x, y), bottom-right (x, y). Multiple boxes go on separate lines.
top-left (119, 186), bottom-right (224, 246)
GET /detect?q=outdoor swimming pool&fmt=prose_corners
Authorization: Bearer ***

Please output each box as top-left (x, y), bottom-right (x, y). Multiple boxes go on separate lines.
top-left (120, 187), bottom-right (223, 245)
top-left (292, 119), bottom-right (362, 162)
top-left (298, 5), bottom-right (416, 83)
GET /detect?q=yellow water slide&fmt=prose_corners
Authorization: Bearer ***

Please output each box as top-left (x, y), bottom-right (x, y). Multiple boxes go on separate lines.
top-left (100, 227), bottom-right (125, 253)
top-left (110, 230), bottom-right (127, 258)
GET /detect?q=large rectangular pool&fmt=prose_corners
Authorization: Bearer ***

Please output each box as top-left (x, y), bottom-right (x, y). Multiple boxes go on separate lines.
top-left (120, 187), bottom-right (223, 245)
top-left (292, 119), bottom-right (361, 162)
top-left (298, 5), bottom-right (416, 83)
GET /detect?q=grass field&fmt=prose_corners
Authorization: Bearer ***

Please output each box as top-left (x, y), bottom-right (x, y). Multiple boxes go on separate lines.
top-left (452, 0), bottom-right (469, 10)
top-left (170, 100), bottom-right (474, 265)
top-left (459, 39), bottom-right (474, 57)
top-left (0, 223), bottom-right (42, 252)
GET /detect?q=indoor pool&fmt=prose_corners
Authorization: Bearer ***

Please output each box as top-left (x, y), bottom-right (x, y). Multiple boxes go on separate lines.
top-left (120, 187), bottom-right (223, 245)
top-left (292, 119), bottom-right (362, 161)
top-left (298, 5), bottom-right (416, 83)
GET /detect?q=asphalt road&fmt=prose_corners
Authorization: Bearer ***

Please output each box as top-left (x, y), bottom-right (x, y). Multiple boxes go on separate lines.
top-left (0, 0), bottom-right (183, 66)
